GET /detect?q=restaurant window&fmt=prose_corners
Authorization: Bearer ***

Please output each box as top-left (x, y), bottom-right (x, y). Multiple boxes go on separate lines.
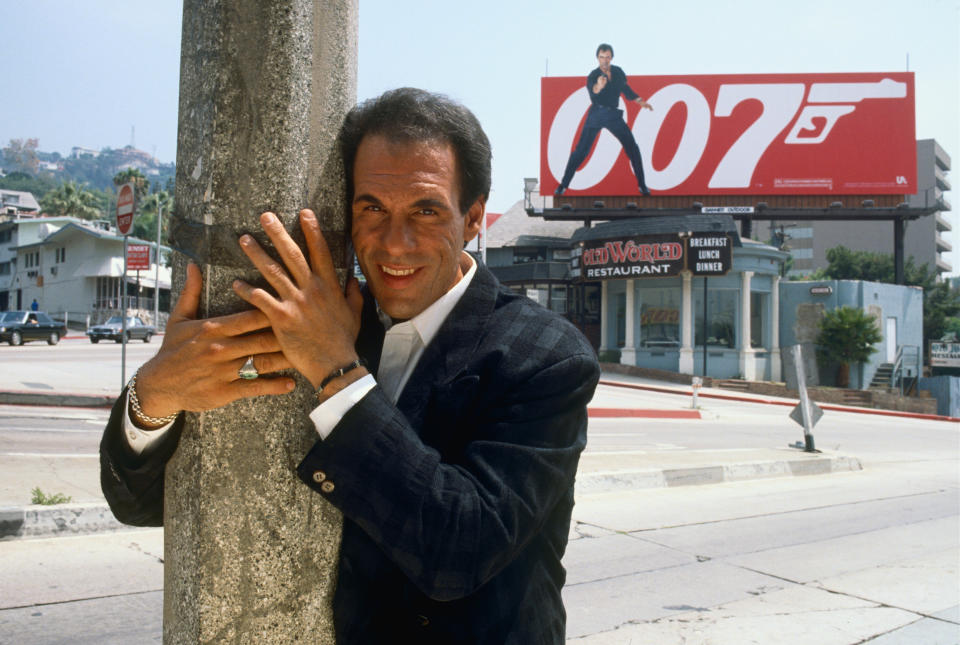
top-left (694, 288), bottom-right (736, 348)
top-left (640, 287), bottom-right (680, 348)
top-left (751, 291), bottom-right (766, 348)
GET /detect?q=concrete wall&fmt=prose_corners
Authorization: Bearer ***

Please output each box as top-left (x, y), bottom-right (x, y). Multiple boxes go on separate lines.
top-left (918, 376), bottom-right (960, 417)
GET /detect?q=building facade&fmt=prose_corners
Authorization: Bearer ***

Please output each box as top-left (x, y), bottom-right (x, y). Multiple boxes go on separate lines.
top-left (0, 213), bottom-right (170, 326)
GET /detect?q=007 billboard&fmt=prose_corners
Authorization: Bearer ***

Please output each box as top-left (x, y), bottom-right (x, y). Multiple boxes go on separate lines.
top-left (541, 72), bottom-right (916, 197)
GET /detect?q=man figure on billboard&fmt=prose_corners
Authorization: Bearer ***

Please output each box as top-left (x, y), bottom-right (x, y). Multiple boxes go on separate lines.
top-left (100, 88), bottom-right (599, 643)
top-left (555, 43), bottom-right (653, 197)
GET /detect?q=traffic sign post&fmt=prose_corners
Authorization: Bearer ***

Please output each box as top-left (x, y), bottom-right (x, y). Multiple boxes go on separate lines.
top-left (116, 182), bottom-right (136, 388)
top-left (116, 183), bottom-right (135, 236)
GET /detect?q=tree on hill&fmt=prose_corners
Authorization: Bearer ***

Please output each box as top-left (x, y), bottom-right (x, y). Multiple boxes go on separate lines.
top-left (2, 138), bottom-right (40, 174)
top-left (0, 171), bottom-right (58, 200)
top-left (39, 181), bottom-right (102, 220)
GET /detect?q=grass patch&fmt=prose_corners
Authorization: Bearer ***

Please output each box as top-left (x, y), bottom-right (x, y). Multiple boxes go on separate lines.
top-left (31, 487), bottom-right (73, 505)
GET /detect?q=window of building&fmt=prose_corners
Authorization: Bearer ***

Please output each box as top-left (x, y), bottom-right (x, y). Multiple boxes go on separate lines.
top-left (640, 287), bottom-right (680, 348)
top-left (0, 261), bottom-right (9, 275)
top-left (513, 248), bottom-right (546, 264)
top-left (751, 291), bottom-right (767, 348)
top-left (550, 285), bottom-right (567, 313)
top-left (694, 288), bottom-right (736, 348)
top-left (0, 229), bottom-right (11, 243)
top-left (55, 247), bottom-right (66, 263)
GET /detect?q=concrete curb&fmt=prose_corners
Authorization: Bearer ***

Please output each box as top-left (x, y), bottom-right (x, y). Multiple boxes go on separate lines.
top-left (598, 379), bottom-right (960, 423)
top-left (0, 455), bottom-right (862, 540)
top-left (575, 454), bottom-right (863, 496)
top-left (0, 390), bottom-right (116, 408)
top-left (0, 503), bottom-right (131, 541)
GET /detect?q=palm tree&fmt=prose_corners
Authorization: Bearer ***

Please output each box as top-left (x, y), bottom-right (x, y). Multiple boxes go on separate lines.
top-left (39, 181), bottom-right (102, 219)
top-left (816, 306), bottom-right (882, 388)
top-left (134, 190), bottom-right (174, 243)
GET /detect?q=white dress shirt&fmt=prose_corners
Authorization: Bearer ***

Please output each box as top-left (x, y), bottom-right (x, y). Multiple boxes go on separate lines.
top-left (124, 253), bottom-right (477, 453)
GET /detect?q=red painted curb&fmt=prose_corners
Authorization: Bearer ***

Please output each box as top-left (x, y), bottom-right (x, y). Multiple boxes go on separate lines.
top-left (597, 379), bottom-right (960, 423)
top-left (589, 408), bottom-right (701, 419)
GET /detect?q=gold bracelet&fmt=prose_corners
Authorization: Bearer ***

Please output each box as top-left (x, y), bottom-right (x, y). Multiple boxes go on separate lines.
top-left (128, 370), bottom-right (179, 427)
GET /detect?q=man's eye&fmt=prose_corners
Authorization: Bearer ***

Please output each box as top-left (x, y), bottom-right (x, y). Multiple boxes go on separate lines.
top-left (416, 208), bottom-right (437, 216)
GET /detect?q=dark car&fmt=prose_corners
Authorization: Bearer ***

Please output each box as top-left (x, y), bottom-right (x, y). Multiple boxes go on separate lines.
top-left (0, 310), bottom-right (67, 346)
top-left (86, 316), bottom-right (155, 343)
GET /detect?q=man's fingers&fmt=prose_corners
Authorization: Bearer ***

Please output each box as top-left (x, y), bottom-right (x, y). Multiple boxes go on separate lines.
top-left (345, 276), bottom-right (364, 326)
top-left (300, 209), bottom-right (339, 285)
top-left (170, 263), bottom-right (202, 322)
top-left (200, 308), bottom-right (273, 338)
top-left (258, 211), bottom-right (313, 287)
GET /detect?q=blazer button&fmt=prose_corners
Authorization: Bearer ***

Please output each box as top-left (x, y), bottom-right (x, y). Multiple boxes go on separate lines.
top-left (320, 481), bottom-right (335, 494)
top-left (417, 614), bottom-right (430, 627)
top-left (312, 470), bottom-right (326, 483)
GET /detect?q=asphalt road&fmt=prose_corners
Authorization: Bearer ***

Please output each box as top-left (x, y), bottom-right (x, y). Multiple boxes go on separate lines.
top-left (0, 341), bottom-right (957, 643)
top-left (0, 448), bottom-right (956, 644)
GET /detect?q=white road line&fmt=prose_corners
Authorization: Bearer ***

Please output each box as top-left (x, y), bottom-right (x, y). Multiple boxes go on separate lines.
top-left (2, 452), bottom-right (98, 458)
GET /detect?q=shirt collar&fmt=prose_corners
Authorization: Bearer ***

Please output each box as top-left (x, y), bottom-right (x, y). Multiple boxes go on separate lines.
top-left (376, 252), bottom-right (477, 347)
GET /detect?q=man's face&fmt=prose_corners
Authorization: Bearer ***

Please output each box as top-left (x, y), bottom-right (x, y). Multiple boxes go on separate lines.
top-left (597, 49), bottom-right (612, 72)
top-left (351, 135), bottom-right (484, 321)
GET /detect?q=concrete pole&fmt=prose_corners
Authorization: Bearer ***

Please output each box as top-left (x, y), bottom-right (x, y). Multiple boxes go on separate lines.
top-left (166, 2), bottom-right (356, 643)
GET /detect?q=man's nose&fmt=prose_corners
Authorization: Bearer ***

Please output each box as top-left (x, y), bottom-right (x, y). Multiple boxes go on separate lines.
top-left (380, 217), bottom-right (415, 253)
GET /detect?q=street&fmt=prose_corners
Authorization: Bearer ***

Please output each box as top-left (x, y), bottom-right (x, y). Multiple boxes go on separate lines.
top-left (0, 341), bottom-right (957, 644)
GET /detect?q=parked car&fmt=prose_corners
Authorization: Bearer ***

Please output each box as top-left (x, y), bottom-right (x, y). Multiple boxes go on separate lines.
top-left (86, 316), bottom-right (155, 343)
top-left (0, 310), bottom-right (67, 346)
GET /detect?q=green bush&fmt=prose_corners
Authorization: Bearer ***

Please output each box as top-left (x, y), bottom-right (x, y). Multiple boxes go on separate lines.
top-left (816, 306), bottom-right (882, 387)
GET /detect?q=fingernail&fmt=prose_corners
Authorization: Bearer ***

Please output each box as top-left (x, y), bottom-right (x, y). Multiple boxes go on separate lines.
top-left (301, 210), bottom-right (315, 220)
top-left (262, 212), bottom-right (276, 224)
top-left (286, 380), bottom-right (295, 391)
top-left (239, 234), bottom-right (251, 246)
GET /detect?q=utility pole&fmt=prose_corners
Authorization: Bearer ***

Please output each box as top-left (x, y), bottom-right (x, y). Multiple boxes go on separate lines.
top-left (154, 200), bottom-right (161, 327)
top-left (166, 2), bottom-right (357, 642)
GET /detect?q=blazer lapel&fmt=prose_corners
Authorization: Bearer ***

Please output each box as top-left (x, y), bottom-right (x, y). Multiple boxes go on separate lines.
top-left (397, 265), bottom-right (499, 431)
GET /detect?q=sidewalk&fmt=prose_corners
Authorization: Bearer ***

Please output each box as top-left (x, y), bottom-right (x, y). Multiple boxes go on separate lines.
top-left (0, 367), bottom-right (879, 541)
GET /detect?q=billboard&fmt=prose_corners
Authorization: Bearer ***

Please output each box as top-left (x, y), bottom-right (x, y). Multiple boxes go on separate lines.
top-left (542, 72), bottom-right (916, 197)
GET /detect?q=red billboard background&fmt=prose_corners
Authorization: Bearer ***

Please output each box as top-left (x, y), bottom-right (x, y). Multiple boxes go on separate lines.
top-left (541, 72), bottom-right (916, 197)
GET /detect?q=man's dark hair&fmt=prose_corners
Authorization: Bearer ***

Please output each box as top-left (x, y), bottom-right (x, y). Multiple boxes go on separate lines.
top-left (596, 43), bottom-right (614, 57)
top-left (340, 87), bottom-right (492, 213)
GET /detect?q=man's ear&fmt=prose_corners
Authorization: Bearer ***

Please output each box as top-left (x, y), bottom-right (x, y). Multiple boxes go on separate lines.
top-left (462, 197), bottom-right (485, 243)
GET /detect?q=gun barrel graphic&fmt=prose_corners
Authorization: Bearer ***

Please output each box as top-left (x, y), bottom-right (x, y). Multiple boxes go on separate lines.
top-left (786, 78), bottom-right (907, 145)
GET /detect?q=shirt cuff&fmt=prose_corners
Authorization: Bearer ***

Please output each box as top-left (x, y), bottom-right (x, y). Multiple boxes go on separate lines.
top-left (122, 389), bottom-right (176, 455)
top-left (309, 374), bottom-right (377, 439)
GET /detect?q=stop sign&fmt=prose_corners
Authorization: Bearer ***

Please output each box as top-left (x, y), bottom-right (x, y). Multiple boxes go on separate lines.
top-left (116, 183), bottom-right (135, 235)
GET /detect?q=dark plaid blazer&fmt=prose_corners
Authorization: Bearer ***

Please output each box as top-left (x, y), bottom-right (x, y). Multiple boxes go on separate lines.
top-left (101, 263), bottom-right (599, 644)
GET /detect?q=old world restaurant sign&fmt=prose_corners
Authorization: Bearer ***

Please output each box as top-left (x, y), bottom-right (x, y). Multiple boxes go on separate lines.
top-left (572, 233), bottom-right (732, 280)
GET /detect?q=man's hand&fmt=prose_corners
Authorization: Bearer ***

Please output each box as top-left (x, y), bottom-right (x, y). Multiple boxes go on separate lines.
top-left (635, 98), bottom-right (653, 111)
top-left (134, 262), bottom-right (296, 420)
top-left (233, 209), bottom-right (365, 389)
top-left (593, 73), bottom-right (609, 94)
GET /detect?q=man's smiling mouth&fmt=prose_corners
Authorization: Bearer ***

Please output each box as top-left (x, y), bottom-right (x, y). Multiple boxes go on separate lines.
top-left (381, 265), bottom-right (417, 277)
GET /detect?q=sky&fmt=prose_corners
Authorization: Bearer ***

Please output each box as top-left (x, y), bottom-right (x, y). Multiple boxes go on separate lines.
top-left (2, 0), bottom-right (958, 268)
